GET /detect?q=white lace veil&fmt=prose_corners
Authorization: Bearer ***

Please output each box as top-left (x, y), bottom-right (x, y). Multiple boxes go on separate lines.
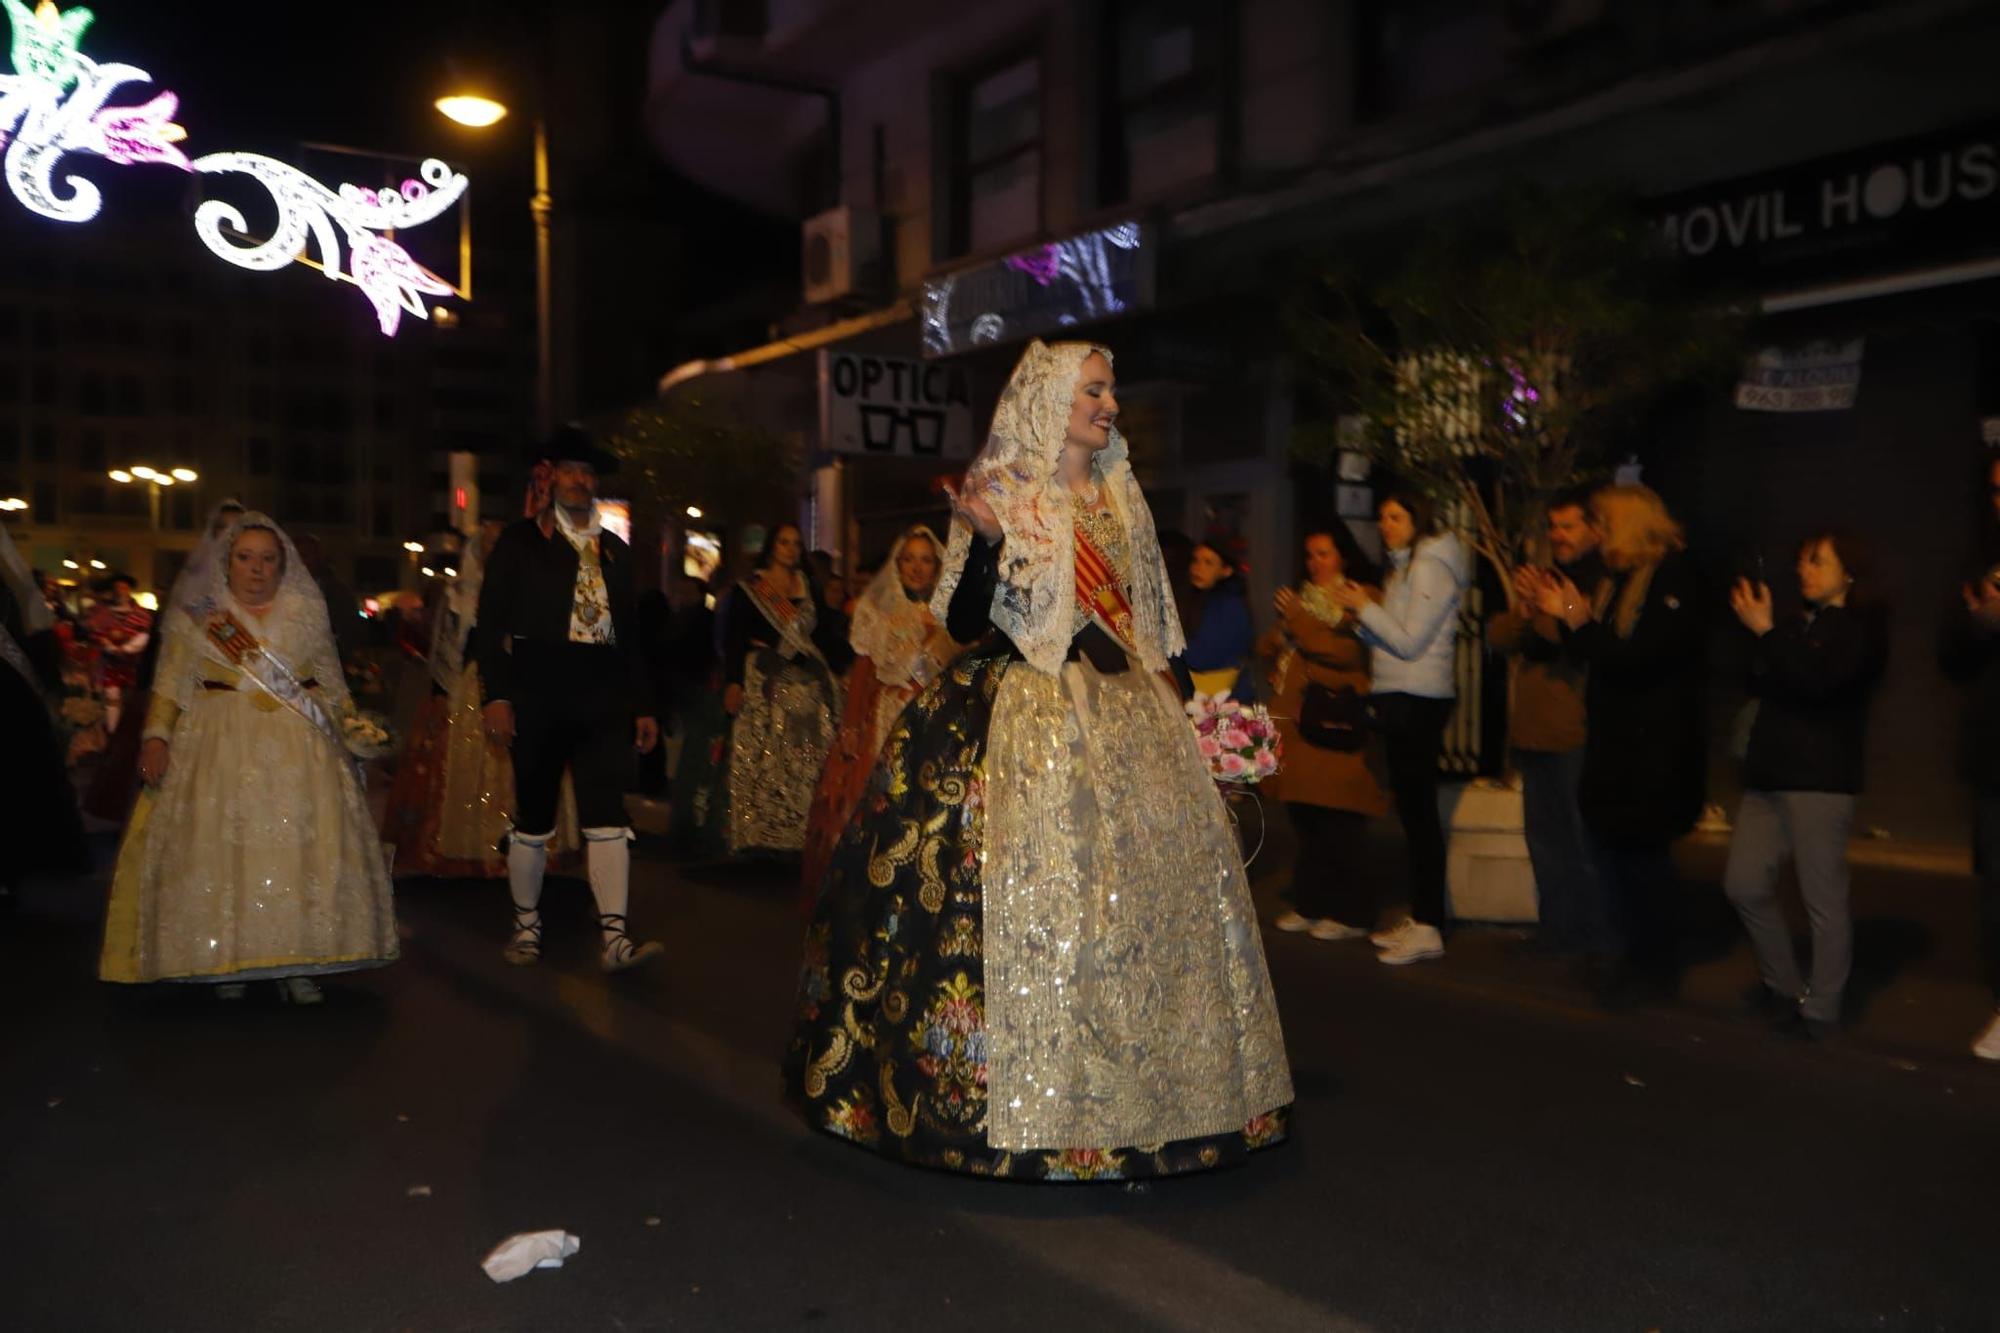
top-left (0, 519), bottom-right (50, 636)
top-left (161, 511), bottom-right (347, 715)
top-left (166, 499), bottom-right (246, 618)
top-left (930, 339), bottom-right (1182, 676)
top-left (429, 525), bottom-right (494, 691)
top-left (852, 524), bottom-right (942, 687)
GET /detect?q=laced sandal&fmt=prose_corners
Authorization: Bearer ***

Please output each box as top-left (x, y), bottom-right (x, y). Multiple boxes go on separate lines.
top-left (503, 908), bottom-right (544, 966)
top-left (597, 914), bottom-right (663, 974)
top-left (277, 976), bottom-right (323, 1006)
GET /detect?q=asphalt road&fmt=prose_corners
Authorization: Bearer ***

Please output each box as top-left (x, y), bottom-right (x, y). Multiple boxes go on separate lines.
top-left (5, 842), bottom-right (1997, 1332)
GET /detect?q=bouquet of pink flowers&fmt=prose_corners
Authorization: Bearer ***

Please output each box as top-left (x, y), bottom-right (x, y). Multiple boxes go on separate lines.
top-left (1185, 691), bottom-right (1282, 787)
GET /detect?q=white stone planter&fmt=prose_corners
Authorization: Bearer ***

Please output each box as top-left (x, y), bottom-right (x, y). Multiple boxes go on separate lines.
top-left (1439, 780), bottom-right (1539, 924)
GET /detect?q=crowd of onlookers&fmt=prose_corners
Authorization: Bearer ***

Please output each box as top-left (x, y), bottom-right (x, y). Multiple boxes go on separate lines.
top-left (1176, 463), bottom-right (2000, 1060)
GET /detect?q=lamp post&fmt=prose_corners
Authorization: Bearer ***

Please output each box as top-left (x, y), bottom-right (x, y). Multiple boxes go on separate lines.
top-left (436, 91), bottom-right (554, 437)
top-left (109, 464), bottom-right (198, 531)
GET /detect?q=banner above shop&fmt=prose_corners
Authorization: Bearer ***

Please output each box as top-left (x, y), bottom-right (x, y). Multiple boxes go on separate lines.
top-left (819, 350), bottom-right (977, 459)
top-left (1735, 339), bottom-right (1864, 412)
top-left (921, 220), bottom-right (1153, 358)
top-left (1654, 120), bottom-right (1999, 290)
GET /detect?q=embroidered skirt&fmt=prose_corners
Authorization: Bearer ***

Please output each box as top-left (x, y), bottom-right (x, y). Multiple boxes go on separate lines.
top-left (786, 646), bottom-right (1292, 1181)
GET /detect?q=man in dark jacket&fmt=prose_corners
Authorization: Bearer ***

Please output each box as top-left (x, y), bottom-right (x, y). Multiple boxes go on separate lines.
top-left (1943, 464), bottom-right (2000, 1058)
top-left (476, 426), bottom-right (662, 973)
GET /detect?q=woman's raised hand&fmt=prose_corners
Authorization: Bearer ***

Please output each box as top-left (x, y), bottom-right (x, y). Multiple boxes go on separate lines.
top-left (1326, 577), bottom-right (1371, 612)
top-left (1273, 587), bottom-right (1300, 620)
top-left (941, 478), bottom-right (1002, 544)
top-left (1730, 577), bottom-right (1775, 636)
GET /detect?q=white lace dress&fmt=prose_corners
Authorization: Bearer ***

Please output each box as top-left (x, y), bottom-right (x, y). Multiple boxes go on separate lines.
top-left (100, 592), bottom-right (399, 983)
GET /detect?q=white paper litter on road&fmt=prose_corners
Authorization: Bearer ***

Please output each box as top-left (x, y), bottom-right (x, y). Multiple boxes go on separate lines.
top-left (482, 1230), bottom-right (582, 1283)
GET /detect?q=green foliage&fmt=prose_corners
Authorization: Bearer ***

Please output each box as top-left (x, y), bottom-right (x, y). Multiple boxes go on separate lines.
top-left (1291, 183), bottom-right (1746, 586)
top-left (589, 393), bottom-right (799, 529)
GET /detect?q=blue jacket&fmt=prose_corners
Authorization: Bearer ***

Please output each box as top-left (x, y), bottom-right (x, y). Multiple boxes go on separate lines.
top-left (1356, 532), bottom-right (1471, 699)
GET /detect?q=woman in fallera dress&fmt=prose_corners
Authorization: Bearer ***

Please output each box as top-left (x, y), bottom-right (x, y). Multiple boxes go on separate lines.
top-left (799, 524), bottom-right (959, 902)
top-left (718, 521), bottom-right (850, 856)
top-left (99, 514), bottom-right (398, 1003)
top-left (787, 340), bottom-right (1293, 1181)
top-left (382, 520), bottom-right (580, 878)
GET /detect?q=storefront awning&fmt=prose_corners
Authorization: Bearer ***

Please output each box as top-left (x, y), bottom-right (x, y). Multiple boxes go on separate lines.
top-left (656, 300), bottom-right (914, 397)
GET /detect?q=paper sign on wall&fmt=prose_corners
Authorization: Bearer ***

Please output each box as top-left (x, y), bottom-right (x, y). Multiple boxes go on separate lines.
top-left (1735, 339), bottom-right (1864, 412)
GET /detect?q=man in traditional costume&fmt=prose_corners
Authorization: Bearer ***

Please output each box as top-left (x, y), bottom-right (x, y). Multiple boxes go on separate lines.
top-left (476, 426), bottom-right (663, 972)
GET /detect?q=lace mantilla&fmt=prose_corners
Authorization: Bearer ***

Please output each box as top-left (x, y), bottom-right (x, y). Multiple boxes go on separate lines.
top-left (931, 340), bottom-right (1183, 677)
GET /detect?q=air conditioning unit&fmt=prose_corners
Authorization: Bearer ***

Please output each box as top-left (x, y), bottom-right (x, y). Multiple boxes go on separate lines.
top-left (802, 206), bottom-right (882, 305)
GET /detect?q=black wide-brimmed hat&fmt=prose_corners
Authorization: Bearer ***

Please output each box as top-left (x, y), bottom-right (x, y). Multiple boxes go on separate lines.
top-left (525, 423), bottom-right (620, 476)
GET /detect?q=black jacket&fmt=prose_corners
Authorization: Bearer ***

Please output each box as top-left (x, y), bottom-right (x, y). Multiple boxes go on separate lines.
top-left (473, 515), bottom-right (653, 714)
top-left (1941, 593), bottom-right (2000, 794)
top-left (1562, 550), bottom-right (1706, 843)
top-left (947, 533), bottom-right (1134, 674)
top-left (1742, 602), bottom-right (1885, 795)
top-left (720, 576), bottom-right (853, 687)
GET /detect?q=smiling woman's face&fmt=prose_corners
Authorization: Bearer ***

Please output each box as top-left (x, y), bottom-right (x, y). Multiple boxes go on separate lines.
top-left (1065, 352), bottom-right (1119, 454)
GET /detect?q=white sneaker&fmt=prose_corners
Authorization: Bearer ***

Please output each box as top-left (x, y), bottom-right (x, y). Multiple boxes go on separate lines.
top-left (1273, 910), bottom-right (1317, 933)
top-left (1376, 922), bottom-right (1445, 966)
top-left (1973, 1011), bottom-right (2000, 1061)
top-left (1368, 917), bottom-right (1415, 948)
top-left (1308, 918), bottom-right (1368, 941)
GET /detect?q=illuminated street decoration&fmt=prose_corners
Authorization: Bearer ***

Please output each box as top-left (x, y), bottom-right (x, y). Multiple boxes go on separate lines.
top-left (0, 1), bottom-right (466, 335)
top-left (193, 153), bottom-right (465, 335)
top-left (921, 220), bottom-right (1150, 357)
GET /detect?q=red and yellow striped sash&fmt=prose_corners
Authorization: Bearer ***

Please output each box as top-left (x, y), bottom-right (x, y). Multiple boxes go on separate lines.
top-left (1073, 522), bottom-right (1136, 649)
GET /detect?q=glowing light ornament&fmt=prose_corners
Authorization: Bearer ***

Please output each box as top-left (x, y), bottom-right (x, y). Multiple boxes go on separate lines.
top-left (192, 153), bottom-right (467, 334)
top-left (4, 0), bottom-right (90, 91)
top-left (0, 1), bottom-right (468, 335)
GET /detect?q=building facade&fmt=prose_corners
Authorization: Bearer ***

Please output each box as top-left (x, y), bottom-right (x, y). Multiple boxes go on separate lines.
top-left (647, 0), bottom-right (2000, 840)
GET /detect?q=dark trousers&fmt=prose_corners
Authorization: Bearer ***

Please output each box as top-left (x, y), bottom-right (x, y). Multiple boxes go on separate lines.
top-left (1586, 834), bottom-right (1677, 967)
top-left (1284, 803), bottom-right (1371, 924)
top-left (1974, 796), bottom-right (2000, 1004)
top-left (511, 643), bottom-right (637, 833)
top-left (1516, 746), bottom-right (1601, 950)
top-left (1378, 693), bottom-right (1455, 929)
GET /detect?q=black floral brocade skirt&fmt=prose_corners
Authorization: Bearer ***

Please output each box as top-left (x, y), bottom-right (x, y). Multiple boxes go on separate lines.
top-left (784, 646), bottom-right (1289, 1182)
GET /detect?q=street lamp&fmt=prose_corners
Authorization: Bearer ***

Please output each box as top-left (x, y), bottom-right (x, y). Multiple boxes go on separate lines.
top-left (111, 463), bottom-right (198, 531)
top-left (0, 496), bottom-right (27, 512)
top-left (436, 82), bottom-right (553, 436)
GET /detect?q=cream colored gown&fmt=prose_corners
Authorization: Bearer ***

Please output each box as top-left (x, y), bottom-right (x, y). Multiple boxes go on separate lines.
top-left (100, 590), bottom-right (399, 984)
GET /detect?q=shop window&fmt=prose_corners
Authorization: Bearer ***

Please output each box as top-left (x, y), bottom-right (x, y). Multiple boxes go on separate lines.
top-left (944, 47), bottom-right (1043, 258)
top-left (1098, 0), bottom-right (1229, 206)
